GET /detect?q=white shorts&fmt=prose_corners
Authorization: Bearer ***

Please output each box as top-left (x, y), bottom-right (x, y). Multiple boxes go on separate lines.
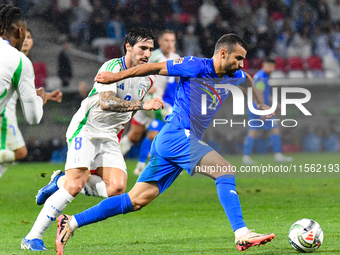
top-left (132, 110), bottom-right (154, 128)
top-left (0, 117), bottom-right (25, 151)
top-left (65, 136), bottom-right (127, 173)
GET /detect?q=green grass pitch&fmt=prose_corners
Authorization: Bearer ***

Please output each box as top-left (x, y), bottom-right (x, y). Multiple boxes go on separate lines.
top-left (0, 152), bottom-right (339, 254)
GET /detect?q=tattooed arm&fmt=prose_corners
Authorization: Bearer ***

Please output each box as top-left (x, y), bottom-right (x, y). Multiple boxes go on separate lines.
top-left (99, 91), bottom-right (165, 112)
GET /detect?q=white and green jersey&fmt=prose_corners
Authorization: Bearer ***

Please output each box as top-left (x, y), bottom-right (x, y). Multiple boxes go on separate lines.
top-left (0, 38), bottom-right (43, 126)
top-left (134, 49), bottom-right (179, 122)
top-left (0, 38), bottom-right (38, 113)
top-left (147, 49), bottom-right (180, 99)
top-left (66, 56), bottom-right (155, 144)
top-left (5, 92), bottom-right (18, 122)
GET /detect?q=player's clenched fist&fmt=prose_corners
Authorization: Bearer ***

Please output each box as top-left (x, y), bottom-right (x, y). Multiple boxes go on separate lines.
top-left (143, 97), bottom-right (164, 111)
top-left (36, 88), bottom-right (47, 105)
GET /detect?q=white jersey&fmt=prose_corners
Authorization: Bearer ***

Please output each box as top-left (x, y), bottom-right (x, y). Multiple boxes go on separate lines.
top-left (4, 92), bottom-right (19, 124)
top-left (133, 49), bottom-right (179, 122)
top-left (147, 49), bottom-right (180, 99)
top-left (0, 38), bottom-right (38, 114)
top-left (66, 56), bottom-right (155, 144)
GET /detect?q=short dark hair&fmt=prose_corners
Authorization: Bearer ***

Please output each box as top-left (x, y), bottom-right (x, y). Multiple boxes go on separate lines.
top-left (0, 4), bottom-right (25, 36)
top-left (264, 57), bottom-right (275, 64)
top-left (214, 33), bottom-right (247, 54)
top-left (159, 29), bottom-right (175, 38)
top-left (123, 28), bottom-right (155, 54)
top-left (27, 28), bottom-right (32, 37)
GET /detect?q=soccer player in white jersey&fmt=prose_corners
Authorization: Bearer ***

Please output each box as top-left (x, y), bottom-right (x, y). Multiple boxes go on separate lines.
top-left (0, 28), bottom-right (62, 177)
top-left (0, 5), bottom-right (46, 122)
top-left (0, 5), bottom-right (64, 174)
top-left (120, 30), bottom-right (180, 172)
top-left (21, 28), bottom-right (164, 251)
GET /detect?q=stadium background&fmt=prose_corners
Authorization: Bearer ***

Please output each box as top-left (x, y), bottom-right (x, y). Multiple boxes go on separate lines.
top-left (3, 0), bottom-right (340, 161)
top-left (1, 1), bottom-right (340, 254)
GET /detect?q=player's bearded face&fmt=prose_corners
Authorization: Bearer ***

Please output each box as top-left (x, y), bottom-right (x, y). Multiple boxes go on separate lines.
top-left (131, 39), bottom-right (154, 67)
top-left (225, 45), bottom-right (247, 76)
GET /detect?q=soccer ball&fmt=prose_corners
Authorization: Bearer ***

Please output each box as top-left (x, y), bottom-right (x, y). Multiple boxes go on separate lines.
top-left (288, 218), bottom-right (323, 253)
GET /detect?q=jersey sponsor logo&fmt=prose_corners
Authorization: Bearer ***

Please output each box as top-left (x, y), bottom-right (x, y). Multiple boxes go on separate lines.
top-left (117, 83), bottom-right (125, 90)
top-left (188, 56), bottom-right (194, 61)
top-left (173, 58), bottom-right (184, 65)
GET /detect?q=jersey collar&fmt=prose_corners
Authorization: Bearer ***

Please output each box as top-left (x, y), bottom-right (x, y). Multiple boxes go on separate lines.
top-left (1, 38), bottom-right (10, 45)
top-left (121, 56), bottom-right (128, 70)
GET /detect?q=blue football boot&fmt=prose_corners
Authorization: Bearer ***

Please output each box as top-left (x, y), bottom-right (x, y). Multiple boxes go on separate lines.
top-left (21, 237), bottom-right (47, 251)
top-left (36, 170), bottom-right (65, 205)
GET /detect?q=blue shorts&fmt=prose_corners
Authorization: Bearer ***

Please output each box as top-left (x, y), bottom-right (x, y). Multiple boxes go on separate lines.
top-left (248, 113), bottom-right (278, 131)
top-left (148, 119), bottom-right (165, 132)
top-left (137, 122), bottom-right (213, 194)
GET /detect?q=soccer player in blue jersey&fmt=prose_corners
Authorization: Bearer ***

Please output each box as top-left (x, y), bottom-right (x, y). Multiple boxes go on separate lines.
top-left (55, 34), bottom-right (276, 254)
top-left (243, 58), bottom-right (292, 165)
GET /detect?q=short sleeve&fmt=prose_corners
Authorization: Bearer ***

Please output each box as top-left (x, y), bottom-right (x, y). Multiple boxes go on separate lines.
top-left (96, 59), bottom-right (121, 93)
top-left (16, 54), bottom-right (37, 102)
top-left (166, 56), bottom-right (202, 78)
top-left (96, 82), bottom-right (117, 93)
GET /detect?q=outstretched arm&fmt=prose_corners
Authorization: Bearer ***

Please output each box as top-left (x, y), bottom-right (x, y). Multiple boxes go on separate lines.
top-left (95, 62), bottom-right (168, 84)
top-left (238, 72), bottom-right (275, 119)
top-left (46, 89), bottom-right (63, 103)
top-left (99, 91), bottom-right (164, 112)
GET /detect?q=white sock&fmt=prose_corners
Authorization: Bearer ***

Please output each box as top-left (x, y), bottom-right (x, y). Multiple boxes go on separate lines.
top-left (120, 135), bottom-right (133, 155)
top-left (79, 174), bottom-right (108, 198)
top-left (57, 174), bottom-right (108, 198)
top-left (0, 149), bottom-right (15, 163)
top-left (235, 227), bottom-right (249, 238)
top-left (274, 153), bottom-right (283, 157)
top-left (26, 187), bottom-right (74, 240)
top-left (57, 175), bottom-right (65, 188)
top-left (69, 216), bottom-right (79, 231)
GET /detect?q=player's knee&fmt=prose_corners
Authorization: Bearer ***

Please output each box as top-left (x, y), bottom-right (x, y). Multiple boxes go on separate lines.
top-left (106, 183), bottom-right (126, 197)
top-left (64, 180), bottom-right (84, 196)
top-left (14, 147), bottom-right (27, 160)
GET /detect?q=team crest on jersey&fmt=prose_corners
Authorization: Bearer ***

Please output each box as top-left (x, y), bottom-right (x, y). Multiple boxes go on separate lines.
top-left (173, 58), bottom-right (184, 65)
top-left (138, 84), bottom-right (147, 97)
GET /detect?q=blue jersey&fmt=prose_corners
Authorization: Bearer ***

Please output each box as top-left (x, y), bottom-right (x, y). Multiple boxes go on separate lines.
top-left (253, 70), bottom-right (271, 106)
top-left (165, 56), bottom-right (246, 139)
top-left (162, 76), bottom-right (177, 106)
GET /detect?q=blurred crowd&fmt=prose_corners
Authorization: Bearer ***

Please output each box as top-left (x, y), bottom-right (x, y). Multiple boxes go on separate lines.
top-left (3, 0), bottom-right (340, 67)
top-left (2, 0), bottom-right (340, 162)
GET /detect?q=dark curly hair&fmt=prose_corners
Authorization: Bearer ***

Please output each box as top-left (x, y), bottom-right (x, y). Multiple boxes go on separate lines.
top-left (0, 4), bottom-right (25, 36)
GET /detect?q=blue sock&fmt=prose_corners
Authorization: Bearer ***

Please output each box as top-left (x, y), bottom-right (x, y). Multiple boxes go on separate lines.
top-left (139, 137), bottom-right (152, 163)
top-left (74, 193), bottom-right (133, 228)
top-left (215, 175), bottom-right (246, 232)
top-left (243, 135), bottom-right (255, 156)
top-left (270, 134), bottom-right (282, 153)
